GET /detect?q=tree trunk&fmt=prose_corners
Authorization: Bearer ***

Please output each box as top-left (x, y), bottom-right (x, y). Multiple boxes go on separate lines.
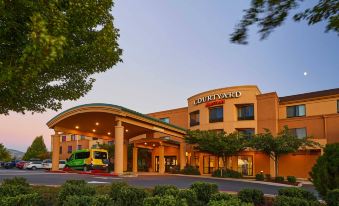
top-left (275, 155), bottom-right (279, 177)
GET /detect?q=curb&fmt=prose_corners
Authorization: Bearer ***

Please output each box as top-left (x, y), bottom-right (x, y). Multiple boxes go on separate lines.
top-left (170, 174), bottom-right (299, 187)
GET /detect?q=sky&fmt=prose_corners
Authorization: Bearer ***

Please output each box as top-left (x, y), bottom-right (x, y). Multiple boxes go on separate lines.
top-left (0, 0), bottom-right (338, 152)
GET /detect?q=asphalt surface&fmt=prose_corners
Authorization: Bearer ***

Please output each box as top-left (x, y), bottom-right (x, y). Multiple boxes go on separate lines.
top-left (0, 169), bottom-right (317, 196)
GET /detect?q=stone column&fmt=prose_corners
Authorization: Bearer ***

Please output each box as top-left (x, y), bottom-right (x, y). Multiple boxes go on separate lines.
top-left (51, 134), bottom-right (60, 171)
top-left (123, 141), bottom-right (128, 172)
top-left (179, 142), bottom-right (186, 170)
top-left (114, 120), bottom-right (124, 175)
top-left (159, 145), bottom-right (165, 174)
top-left (133, 146), bottom-right (138, 173)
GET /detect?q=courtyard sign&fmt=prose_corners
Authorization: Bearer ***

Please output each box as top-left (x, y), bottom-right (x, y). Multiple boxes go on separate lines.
top-left (193, 91), bottom-right (242, 105)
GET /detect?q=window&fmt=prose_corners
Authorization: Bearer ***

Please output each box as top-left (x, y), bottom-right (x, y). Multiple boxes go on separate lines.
top-left (108, 141), bottom-right (114, 146)
top-left (290, 128), bottom-right (307, 139)
top-left (93, 137), bottom-right (98, 141)
top-left (190, 110), bottom-right (200, 126)
top-left (160, 117), bottom-right (170, 123)
top-left (67, 146), bottom-right (72, 153)
top-left (75, 152), bottom-right (90, 159)
top-left (209, 106), bottom-right (223, 123)
top-left (287, 105), bottom-right (306, 118)
top-left (62, 136), bottom-right (66, 142)
top-left (94, 151), bottom-right (107, 159)
top-left (71, 134), bottom-right (76, 141)
top-left (77, 145), bottom-right (82, 150)
top-left (59, 146), bottom-right (62, 154)
top-left (237, 104), bottom-right (254, 120)
top-left (80, 135), bottom-right (85, 140)
top-left (237, 156), bottom-right (253, 176)
top-left (236, 128), bottom-right (255, 139)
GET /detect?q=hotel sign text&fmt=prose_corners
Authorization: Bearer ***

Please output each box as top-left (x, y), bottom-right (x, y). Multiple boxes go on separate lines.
top-left (193, 91), bottom-right (242, 105)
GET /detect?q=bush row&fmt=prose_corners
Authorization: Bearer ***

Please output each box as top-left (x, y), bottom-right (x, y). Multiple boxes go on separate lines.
top-left (255, 174), bottom-right (297, 183)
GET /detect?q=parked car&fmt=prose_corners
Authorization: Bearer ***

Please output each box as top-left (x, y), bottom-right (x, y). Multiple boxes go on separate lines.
top-left (15, 161), bottom-right (26, 169)
top-left (42, 159), bottom-right (66, 170)
top-left (0, 161), bottom-right (5, 168)
top-left (65, 149), bottom-right (109, 171)
top-left (24, 160), bottom-right (43, 170)
top-left (4, 160), bottom-right (19, 169)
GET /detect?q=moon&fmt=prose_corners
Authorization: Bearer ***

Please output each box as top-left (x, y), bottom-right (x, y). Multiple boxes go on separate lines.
top-left (304, 72), bottom-right (308, 76)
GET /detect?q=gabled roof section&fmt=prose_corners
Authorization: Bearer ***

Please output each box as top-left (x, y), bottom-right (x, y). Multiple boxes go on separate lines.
top-left (47, 103), bottom-right (186, 132)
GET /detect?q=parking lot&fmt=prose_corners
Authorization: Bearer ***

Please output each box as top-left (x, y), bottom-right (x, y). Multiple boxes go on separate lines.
top-left (0, 168), bottom-right (318, 196)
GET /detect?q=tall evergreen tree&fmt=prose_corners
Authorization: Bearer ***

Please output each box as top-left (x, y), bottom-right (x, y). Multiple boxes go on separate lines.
top-left (23, 136), bottom-right (48, 160)
top-left (0, 143), bottom-right (11, 162)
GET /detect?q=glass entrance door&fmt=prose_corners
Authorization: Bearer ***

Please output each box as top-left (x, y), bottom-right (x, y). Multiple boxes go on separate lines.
top-left (155, 156), bottom-right (177, 172)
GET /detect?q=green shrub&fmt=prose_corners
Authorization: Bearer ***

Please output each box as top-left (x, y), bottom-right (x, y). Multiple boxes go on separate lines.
top-left (210, 192), bottom-right (233, 202)
top-left (275, 176), bottom-right (284, 182)
top-left (33, 185), bottom-right (60, 206)
top-left (153, 185), bottom-right (179, 197)
top-left (0, 177), bottom-right (33, 197)
top-left (265, 174), bottom-right (271, 180)
top-left (238, 189), bottom-right (264, 206)
top-left (310, 143), bottom-right (339, 197)
top-left (62, 195), bottom-right (112, 206)
top-left (287, 176), bottom-right (297, 183)
top-left (278, 187), bottom-right (317, 201)
top-left (212, 169), bottom-right (242, 178)
top-left (2, 177), bottom-right (30, 187)
top-left (273, 196), bottom-right (321, 206)
top-left (58, 180), bottom-right (96, 205)
top-left (208, 197), bottom-right (254, 206)
top-left (0, 193), bottom-right (40, 206)
top-left (255, 173), bottom-right (265, 181)
top-left (325, 189), bottom-right (339, 206)
top-left (109, 182), bottom-right (149, 206)
top-left (178, 189), bottom-right (199, 206)
top-left (143, 195), bottom-right (188, 206)
top-left (180, 166), bottom-right (200, 175)
top-left (190, 182), bottom-right (218, 204)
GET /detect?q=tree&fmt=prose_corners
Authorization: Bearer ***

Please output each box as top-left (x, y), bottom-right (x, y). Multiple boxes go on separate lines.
top-left (22, 136), bottom-right (48, 160)
top-left (310, 143), bottom-right (339, 198)
top-left (0, 143), bottom-right (11, 162)
top-left (0, 0), bottom-right (122, 114)
top-left (185, 130), bottom-right (248, 172)
top-left (250, 126), bottom-right (319, 177)
top-left (231, 0), bottom-right (339, 44)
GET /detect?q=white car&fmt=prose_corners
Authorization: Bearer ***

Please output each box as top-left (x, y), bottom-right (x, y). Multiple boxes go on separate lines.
top-left (42, 159), bottom-right (66, 170)
top-left (24, 160), bottom-right (43, 170)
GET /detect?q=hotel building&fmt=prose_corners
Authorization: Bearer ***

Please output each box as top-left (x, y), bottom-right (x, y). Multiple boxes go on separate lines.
top-left (48, 85), bottom-right (339, 178)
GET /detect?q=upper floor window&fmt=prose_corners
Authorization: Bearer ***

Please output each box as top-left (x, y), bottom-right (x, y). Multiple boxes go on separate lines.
top-left (190, 110), bottom-right (200, 126)
top-left (80, 135), bottom-right (85, 140)
top-left (160, 117), bottom-right (170, 123)
top-left (93, 137), bottom-right (98, 141)
top-left (236, 128), bottom-right (255, 139)
top-left (237, 104), bottom-right (254, 120)
top-left (289, 128), bottom-right (307, 139)
top-left (62, 136), bottom-right (67, 142)
top-left (209, 106), bottom-right (223, 123)
top-left (67, 146), bottom-right (72, 153)
top-left (287, 104), bottom-right (306, 118)
top-left (71, 134), bottom-right (76, 141)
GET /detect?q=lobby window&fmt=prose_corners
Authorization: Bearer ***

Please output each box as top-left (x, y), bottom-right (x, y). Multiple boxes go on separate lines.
top-left (237, 156), bottom-right (253, 176)
top-left (237, 104), bottom-right (254, 120)
top-left (67, 146), bottom-right (72, 153)
top-left (160, 117), bottom-right (170, 123)
top-left (77, 145), bottom-right (82, 150)
top-left (62, 136), bottom-right (66, 142)
top-left (236, 128), bottom-right (255, 139)
top-left (209, 106), bottom-right (223, 123)
top-left (190, 110), bottom-right (200, 126)
top-left (287, 104), bottom-right (306, 118)
top-left (290, 128), bottom-right (307, 139)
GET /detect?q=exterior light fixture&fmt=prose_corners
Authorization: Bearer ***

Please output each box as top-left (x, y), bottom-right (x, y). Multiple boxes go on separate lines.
top-left (152, 144), bottom-right (155, 147)
top-left (75, 126), bottom-right (79, 129)
top-left (95, 122), bottom-right (99, 126)
top-left (92, 129), bottom-right (96, 132)
top-left (125, 129), bottom-right (129, 132)
top-left (107, 132), bottom-right (111, 135)
top-left (144, 142), bottom-right (147, 145)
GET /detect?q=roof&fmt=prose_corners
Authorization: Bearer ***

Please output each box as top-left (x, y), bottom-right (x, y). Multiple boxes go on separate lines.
top-left (47, 103), bottom-right (186, 132)
top-left (279, 88), bottom-right (339, 103)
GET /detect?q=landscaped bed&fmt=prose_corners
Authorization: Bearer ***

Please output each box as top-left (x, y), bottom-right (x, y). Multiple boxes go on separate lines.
top-left (0, 177), bottom-right (327, 206)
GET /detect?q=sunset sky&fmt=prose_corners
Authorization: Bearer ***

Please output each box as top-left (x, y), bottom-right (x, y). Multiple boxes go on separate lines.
top-left (1, 0), bottom-right (338, 152)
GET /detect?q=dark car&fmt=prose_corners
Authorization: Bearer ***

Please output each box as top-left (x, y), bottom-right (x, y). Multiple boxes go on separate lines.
top-left (16, 161), bottom-right (26, 169)
top-left (4, 161), bottom-right (19, 169)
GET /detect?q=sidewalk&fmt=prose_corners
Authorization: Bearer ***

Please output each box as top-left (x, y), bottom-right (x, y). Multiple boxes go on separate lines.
top-left (170, 174), bottom-right (307, 187)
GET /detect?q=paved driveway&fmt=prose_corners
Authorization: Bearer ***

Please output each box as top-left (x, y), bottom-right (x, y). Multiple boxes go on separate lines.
top-left (0, 169), bottom-right (317, 196)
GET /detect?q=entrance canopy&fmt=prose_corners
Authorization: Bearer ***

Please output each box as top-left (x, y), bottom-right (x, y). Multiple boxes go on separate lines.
top-left (47, 103), bottom-right (187, 174)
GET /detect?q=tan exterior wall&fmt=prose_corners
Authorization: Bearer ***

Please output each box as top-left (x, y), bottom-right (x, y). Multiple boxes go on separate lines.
top-left (326, 114), bottom-right (339, 143)
top-left (187, 85), bottom-right (260, 133)
top-left (148, 107), bottom-right (188, 129)
top-left (256, 93), bottom-right (279, 134)
top-left (60, 140), bottom-right (90, 160)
